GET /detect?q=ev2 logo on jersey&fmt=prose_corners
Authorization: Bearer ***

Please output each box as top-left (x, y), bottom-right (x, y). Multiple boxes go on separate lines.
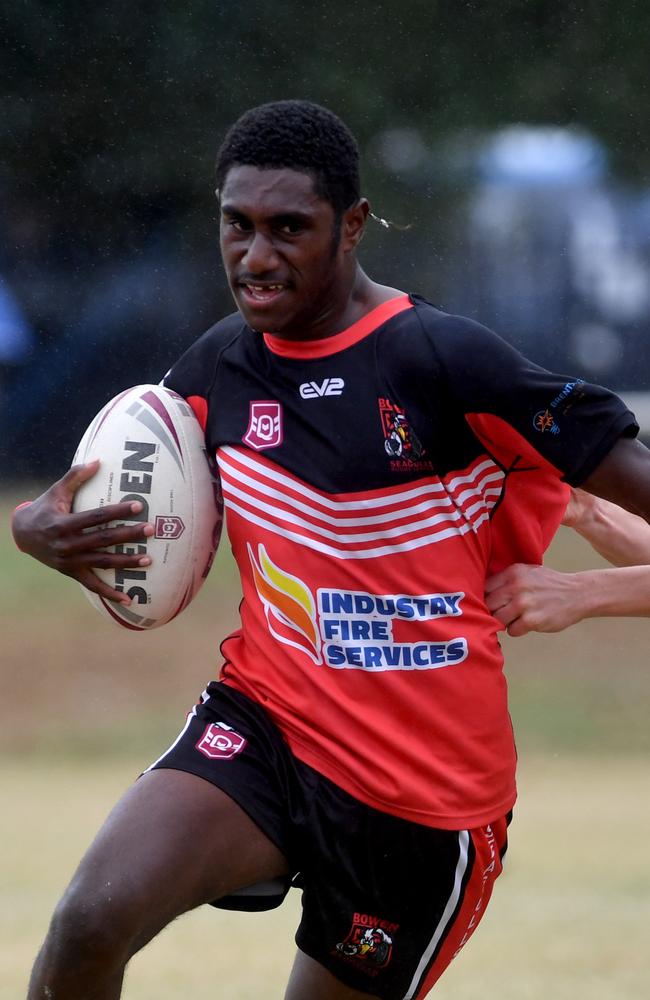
top-left (299, 377), bottom-right (345, 399)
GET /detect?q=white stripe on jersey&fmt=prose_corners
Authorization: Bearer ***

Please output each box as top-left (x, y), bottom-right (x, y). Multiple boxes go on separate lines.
top-left (221, 445), bottom-right (450, 510)
top-left (223, 495), bottom-right (475, 559)
top-left (218, 447), bottom-right (503, 559)
top-left (219, 452), bottom-right (456, 527)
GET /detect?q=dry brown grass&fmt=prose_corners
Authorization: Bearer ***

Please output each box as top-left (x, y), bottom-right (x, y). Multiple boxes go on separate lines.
top-left (2, 755), bottom-right (649, 999)
top-left (2, 502), bottom-right (649, 997)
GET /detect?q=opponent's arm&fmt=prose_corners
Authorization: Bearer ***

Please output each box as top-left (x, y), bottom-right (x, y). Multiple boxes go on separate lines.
top-left (486, 435), bottom-right (650, 635)
top-left (11, 460), bottom-right (153, 605)
top-left (485, 563), bottom-right (650, 636)
top-left (561, 488), bottom-right (650, 566)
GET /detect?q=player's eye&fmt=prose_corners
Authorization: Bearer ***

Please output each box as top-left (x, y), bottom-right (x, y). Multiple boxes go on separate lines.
top-left (224, 215), bottom-right (252, 233)
top-left (276, 217), bottom-right (305, 235)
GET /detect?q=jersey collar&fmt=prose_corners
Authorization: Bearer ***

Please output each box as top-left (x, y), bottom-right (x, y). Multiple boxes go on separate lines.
top-left (262, 293), bottom-right (412, 359)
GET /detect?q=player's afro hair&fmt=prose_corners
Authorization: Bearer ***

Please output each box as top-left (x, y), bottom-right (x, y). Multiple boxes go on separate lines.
top-left (215, 100), bottom-right (360, 218)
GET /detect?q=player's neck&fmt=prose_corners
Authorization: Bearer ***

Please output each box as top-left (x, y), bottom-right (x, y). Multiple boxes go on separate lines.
top-left (280, 268), bottom-right (404, 343)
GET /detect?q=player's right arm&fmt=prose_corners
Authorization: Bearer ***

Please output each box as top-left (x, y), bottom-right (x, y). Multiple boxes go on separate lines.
top-left (11, 460), bottom-right (153, 606)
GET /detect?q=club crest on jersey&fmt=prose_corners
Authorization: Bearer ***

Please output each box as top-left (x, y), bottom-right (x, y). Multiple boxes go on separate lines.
top-left (378, 397), bottom-right (433, 472)
top-left (335, 913), bottom-right (399, 973)
top-left (244, 400), bottom-right (283, 450)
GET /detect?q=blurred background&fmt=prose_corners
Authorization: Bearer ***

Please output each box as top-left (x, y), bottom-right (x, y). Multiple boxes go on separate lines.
top-left (2, 3), bottom-right (649, 997)
top-left (2, 0), bottom-right (650, 479)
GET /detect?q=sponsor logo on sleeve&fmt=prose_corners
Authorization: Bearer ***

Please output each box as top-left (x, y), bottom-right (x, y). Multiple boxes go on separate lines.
top-left (534, 379), bottom-right (586, 434)
top-left (533, 409), bottom-right (559, 434)
top-left (550, 378), bottom-right (585, 414)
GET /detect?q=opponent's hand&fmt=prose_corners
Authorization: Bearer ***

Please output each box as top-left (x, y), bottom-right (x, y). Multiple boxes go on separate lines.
top-left (485, 563), bottom-right (587, 636)
top-left (11, 460), bottom-right (154, 605)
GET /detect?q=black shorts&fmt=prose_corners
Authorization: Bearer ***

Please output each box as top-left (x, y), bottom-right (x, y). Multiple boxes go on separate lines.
top-left (148, 681), bottom-right (510, 999)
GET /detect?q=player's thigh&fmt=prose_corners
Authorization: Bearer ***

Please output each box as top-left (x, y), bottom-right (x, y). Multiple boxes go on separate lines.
top-left (62, 768), bottom-right (289, 936)
top-left (285, 950), bottom-right (377, 1000)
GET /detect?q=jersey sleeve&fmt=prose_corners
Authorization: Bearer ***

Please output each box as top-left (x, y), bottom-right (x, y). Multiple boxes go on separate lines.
top-left (426, 313), bottom-right (639, 486)
top-left (162, 315), bottom-right (241, 433)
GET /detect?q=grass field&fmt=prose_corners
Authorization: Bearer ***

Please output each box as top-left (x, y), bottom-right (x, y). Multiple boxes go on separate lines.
top-left (2, 494), bottom-right (649, 998)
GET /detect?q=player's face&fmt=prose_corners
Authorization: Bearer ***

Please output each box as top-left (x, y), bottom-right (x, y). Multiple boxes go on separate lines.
top-left (219, 165), bottom-right (356, 338)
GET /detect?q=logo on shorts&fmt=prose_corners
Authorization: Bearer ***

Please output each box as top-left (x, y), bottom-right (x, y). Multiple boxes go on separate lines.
top-left (244, 400), bottom-right (283, 450)
top-left (335, 913), bottom-right (399, 972)
top-left (154, 515), bottom-right (185, 539)
top-left (196, 722), bottom-right (247, 760)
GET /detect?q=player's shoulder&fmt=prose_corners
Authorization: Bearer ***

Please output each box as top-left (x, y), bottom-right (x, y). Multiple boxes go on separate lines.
top-left (406, 294), bottom-right (525, 369)
top-left (381, 294), bottom-right (505, 372)
top-left (409, 294), bottom-right (499, 342)
top-left (188, 310), bottom-right (248, 356)
top-left (164, 311), bottom-right (248, 396)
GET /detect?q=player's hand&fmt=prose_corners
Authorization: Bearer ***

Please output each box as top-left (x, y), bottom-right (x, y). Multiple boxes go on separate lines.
top-left (485, 563), bottom-right (587, 636)
top-left (10, 460), bottom-right (154, 605)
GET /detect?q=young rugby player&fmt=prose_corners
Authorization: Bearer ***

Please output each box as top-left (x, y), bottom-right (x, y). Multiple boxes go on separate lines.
top-left (13, 101), bottom-right (650, 999)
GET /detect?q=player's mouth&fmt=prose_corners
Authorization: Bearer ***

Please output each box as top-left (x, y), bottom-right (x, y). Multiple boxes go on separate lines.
top-left (238, 282), bottom-right (288, 308)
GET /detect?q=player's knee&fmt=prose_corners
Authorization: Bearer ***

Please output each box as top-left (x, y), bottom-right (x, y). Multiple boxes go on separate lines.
top-left (45, 880), bottom-right (138, 967)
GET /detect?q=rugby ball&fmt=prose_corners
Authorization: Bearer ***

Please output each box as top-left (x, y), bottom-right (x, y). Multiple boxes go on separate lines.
top-left (72, 384), bottom-right (222, 630)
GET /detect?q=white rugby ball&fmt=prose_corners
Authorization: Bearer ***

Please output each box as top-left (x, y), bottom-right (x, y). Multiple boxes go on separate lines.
top-left (72, 384), bottom-right (222, 630)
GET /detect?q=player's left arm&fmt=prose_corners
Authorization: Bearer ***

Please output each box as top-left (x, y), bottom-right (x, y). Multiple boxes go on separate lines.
top-left (486, 436), bottom-right (650, 635)
top-left (579, 434), bottom-right (650, 521)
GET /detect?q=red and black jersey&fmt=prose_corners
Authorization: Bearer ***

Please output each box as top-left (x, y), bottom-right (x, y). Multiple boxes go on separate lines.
top-left (164, 294), bottom-right (637, 829)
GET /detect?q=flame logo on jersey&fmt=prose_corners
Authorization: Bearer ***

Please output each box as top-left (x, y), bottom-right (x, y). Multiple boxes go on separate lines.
top-left (247, 543), bottom-right (322, 664)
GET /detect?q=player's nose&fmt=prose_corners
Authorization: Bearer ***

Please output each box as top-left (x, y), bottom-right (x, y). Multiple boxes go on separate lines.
top-left (241, 231), bottom-right (281, 275)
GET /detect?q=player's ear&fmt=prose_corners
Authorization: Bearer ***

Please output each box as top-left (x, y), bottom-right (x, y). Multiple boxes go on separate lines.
top-left (341, 198), bottom-right (370, 251)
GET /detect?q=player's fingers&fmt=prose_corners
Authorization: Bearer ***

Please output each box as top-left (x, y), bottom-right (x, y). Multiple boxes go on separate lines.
top-left (74, 568), bottom-right (134, 606)
top-left (59, 521), bottom-right (155, 555)
top-left (61, 500), bottom-right (147, 534)
top-left (54, 460), bottom-right (101, 501)
top-left (59, 549), bottom-right (152, 572)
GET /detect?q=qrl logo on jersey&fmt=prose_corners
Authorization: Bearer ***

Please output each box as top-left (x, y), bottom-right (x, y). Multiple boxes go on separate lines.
top-left (154, 515), bottom-right (185, 539)
top-left (196, 722), bottom-right (247, 760)
top-left (244, 401), bottom-right (283, 450)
